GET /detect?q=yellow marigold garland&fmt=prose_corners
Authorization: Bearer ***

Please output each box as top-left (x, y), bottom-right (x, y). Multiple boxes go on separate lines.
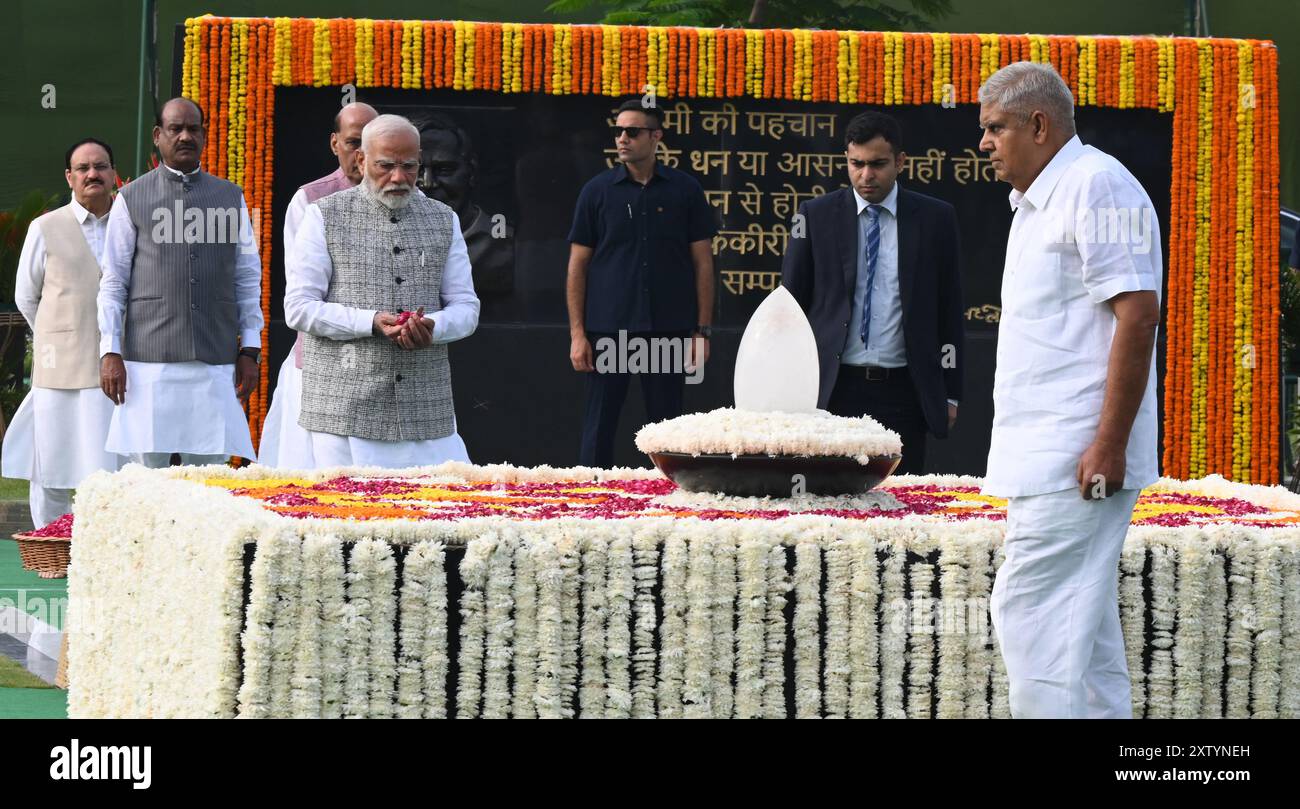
top-left (1233, 41), bottom-right (1255, 480)
top-left (1190, 40), bottom-right (1213, 476)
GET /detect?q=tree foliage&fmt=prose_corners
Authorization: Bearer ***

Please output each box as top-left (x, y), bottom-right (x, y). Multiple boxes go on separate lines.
top-left (545, 0), bottom-right (954, 31)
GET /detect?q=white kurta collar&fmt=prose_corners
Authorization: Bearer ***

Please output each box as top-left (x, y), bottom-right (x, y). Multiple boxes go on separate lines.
top-left (68, 196), bottom-right (110, 224)
top-left (161, 162), bottom-right (202, 179)
top-left (1010, 135), bottom-right (1085, 211)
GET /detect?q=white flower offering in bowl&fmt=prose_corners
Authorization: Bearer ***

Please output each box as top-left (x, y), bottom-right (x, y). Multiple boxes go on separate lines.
top-left (636, 287), bottom-right (903, 497)
top-left (636, 407), bottom-right (902, 497)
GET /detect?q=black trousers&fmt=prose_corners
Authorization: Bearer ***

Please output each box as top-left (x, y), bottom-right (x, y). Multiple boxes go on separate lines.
top-left (827, 365), bottom-right (929, 475)
top-left (579, 332), bottom-right (688, 468)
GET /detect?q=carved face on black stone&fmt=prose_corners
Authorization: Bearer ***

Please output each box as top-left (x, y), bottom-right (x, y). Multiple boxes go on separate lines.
top-left (418, 127), bottom-right (475, 218)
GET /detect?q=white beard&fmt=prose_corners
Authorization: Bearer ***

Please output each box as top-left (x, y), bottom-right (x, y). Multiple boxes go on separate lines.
top-left (362, 179), bottom-right (413, 210)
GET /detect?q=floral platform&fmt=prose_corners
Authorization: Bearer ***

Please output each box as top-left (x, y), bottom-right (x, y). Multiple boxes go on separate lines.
top-left (64, 463), bottom-right (1300, 718)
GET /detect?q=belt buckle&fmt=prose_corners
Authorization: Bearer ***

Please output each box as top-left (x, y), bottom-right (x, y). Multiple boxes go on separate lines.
top-left (864, 366), bottom-right (885, 382)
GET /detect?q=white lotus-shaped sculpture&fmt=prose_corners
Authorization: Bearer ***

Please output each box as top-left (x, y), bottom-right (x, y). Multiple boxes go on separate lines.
top-left (733, 286), bottom-right (820, 413)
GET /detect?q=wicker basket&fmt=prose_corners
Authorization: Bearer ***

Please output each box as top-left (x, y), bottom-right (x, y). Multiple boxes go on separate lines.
top-left (8, 532), bottom-right (70, 579)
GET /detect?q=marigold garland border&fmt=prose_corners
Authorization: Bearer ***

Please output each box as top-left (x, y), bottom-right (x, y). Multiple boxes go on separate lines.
top-left (179, 18), bottom-right (1280, 483)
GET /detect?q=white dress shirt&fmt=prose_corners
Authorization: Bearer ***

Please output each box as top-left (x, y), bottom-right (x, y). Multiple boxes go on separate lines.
top-left (982, 136), bottom-right (1161, 497)
top-left (258, 186), bottom-right (318, 469)
top-left (97, 162), bottom-right (264, 357)
top-left (282, 188), bottom-right (311, 267)
top-left (284, 203), bottom-right (480, 343)
top-left (843, 183), bottom-right (904, 367)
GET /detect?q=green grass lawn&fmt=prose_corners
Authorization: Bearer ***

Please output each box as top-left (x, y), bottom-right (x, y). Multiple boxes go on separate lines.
top-left (0, 655), bottom-right (53, 689)
top-left (0, 477), bottom-right (28, 501)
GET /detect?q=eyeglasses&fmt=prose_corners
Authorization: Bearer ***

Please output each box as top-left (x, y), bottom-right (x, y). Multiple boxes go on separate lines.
top-left (611, 126), bottom-right (659, 139)
top-left (374, 160), bottom-right (421, 175)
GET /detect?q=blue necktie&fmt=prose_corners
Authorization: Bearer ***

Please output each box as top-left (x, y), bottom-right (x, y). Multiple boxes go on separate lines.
top-left (860, 204), bottom-right (882, 349)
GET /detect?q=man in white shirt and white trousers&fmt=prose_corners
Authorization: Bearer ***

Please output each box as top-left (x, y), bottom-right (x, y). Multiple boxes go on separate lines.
top-left (285, 114), bottom-right (478, 468)
top-left (2, 139), bottom-right (124, 527)
top-left (978, 62), bottom-right (1162, 719)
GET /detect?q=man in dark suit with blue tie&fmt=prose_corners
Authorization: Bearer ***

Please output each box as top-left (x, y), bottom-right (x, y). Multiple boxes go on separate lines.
top-left (781, 111), bottom-right (964, 474)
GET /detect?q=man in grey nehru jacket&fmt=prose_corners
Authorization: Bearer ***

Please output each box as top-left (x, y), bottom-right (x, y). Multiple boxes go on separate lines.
top-left (98, 97), bottom-right (264, 467)
top-left (285, 113), bottom-right (479, 469)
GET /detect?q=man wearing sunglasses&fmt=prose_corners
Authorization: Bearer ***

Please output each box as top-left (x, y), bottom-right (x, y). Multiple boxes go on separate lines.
top-left (566, 98), bottom-right (717, 468)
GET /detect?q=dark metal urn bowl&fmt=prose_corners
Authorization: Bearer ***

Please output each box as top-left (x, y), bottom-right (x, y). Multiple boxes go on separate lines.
top-left (648, 452), bottom-right (902, 498)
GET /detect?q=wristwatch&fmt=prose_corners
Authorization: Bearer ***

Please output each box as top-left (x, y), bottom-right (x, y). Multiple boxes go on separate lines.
top-left (238, 347), bottom-right (261, 364)
top-left (693, 325), bottom-right (713, 339)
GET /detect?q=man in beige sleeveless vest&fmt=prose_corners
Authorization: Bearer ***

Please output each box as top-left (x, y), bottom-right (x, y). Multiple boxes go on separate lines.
top-left (98, 98), bottom-right (263, 467)
top-left (285, 114), bottom-right (479, 468)
top-left (260, 101), bottom-right (376, 469)
top-left (1, 139), bottom-right (124, 528)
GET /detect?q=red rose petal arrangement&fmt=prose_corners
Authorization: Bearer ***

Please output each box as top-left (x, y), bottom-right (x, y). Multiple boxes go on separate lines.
top-left (201, 476), bottom-right (1300, 528)
top-left (26, 513), bottom-right (74, 538)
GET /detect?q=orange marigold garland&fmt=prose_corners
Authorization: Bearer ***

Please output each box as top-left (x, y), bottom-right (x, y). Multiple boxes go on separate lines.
top-left (217, 21), bottom-right (231, 179)
top-left (920, 32), bottom-right (933, 106)
top-left (534, 22), bottom-right (544, 94)
top-left (1203, 41), bottom-right (1218, 474)
top-left (422, 21), bottom-right (433, 89)
top-left (206, 19), bottom-right (220, 169)
top-left (391, 20), bottom-right (403, 88)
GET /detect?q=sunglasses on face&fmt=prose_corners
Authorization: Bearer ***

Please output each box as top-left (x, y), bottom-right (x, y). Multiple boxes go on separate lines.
top-left (611, 126), bottom-right (660, 139)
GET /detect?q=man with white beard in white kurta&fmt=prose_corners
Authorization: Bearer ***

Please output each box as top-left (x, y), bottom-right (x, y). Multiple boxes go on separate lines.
top-left (258, 102), bottom-right (377, 469)
top-left (978, 63), bottom-right (1161, 719)
top-left (98, 98), bottom-right (263, 467)
top-left (1, 139), bottom-right (124, 527)
top-left (285, 114), bottom-right (478, 468)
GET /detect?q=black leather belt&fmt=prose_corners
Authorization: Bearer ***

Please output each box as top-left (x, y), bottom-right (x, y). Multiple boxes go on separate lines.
top-left (843, 364), bottom-right (908, 382)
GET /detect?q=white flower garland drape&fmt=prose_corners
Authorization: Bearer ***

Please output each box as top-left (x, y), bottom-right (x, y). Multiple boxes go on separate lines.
top-left (66, 465), bottom-right (1300, 718)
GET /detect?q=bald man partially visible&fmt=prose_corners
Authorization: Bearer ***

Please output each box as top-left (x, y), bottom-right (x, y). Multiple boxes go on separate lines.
top-left (259, 101), bottom-right (378, 469)
top-left (281, 102), bottom-right (379, 249)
